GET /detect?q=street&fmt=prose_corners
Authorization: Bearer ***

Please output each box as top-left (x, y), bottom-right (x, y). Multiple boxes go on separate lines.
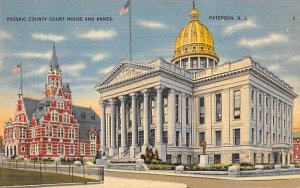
top-left (106, 170), bottom-right (300, 188)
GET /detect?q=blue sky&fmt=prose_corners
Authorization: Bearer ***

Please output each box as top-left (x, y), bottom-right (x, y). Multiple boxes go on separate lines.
top-left (0, 0), bottom-right (300, 132)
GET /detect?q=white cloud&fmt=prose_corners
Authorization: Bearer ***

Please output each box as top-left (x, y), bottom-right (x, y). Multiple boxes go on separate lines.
top-left (62, 63), bottom-right (86, 77)
top-left (79, 29), bottom-right (117, 40)
top-left (15, 51), bottom-right (52, 59)
top-left (32, 33), bottom-right (65, 42)
top-left (238, 33), bottom-right (288, 48)
top-left (0, 30), bottom-right (13, 40)
top-left (25, 65), bottom-right (48, 77)
top-left (136, 19), bottom-right (167, 29)
top-left (289, 55), bottom-right (300, 62)
top-left (90, 53), bottom-right (109, 62)
top-left (268, 64), bottom-right (280, 72)
top-left (98, 66), bottom-right (114, 74)
top-left (223, 19), bottom-right (258, 35)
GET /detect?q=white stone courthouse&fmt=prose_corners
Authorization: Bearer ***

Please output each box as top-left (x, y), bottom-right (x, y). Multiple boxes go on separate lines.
top-left (95, 6), bottom-right (297, 165)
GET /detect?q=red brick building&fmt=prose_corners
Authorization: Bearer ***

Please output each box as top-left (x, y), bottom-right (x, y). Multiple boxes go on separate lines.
top-left (293, 132), bottom-right (300, 163)
top-left (3, 44), bottom-right (100, 160)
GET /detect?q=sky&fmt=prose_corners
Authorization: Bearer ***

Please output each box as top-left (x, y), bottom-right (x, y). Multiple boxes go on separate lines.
top-left (0, 0), bottom-right (300, 136)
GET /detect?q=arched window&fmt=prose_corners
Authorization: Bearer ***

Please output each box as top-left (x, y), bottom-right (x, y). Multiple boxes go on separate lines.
top-left (90, 133), bottom-right (96, 142)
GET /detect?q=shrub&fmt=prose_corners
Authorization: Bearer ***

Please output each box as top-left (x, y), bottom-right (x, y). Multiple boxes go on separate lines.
top-left (263, 165), bottom-right (274, 170)
top-left (147, 164), bottom-right (175, 170)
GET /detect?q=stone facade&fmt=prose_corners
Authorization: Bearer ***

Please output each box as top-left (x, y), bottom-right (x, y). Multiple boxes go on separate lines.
top-left (96, 57), bottom-right (297, 165)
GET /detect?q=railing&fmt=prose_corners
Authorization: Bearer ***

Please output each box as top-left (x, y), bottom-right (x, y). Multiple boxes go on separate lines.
top-left (0, 159), bottom-right (104, 186)
top-left (120, 147), bottom-right (130, 159)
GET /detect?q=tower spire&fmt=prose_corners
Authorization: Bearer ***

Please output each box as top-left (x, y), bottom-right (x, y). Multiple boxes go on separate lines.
top-left (193, 0), bottom-right (195, 9)
top-left (49, 42), bottom-right (60, 72)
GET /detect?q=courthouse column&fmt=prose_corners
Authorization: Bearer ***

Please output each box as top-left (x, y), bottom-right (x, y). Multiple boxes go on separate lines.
top-left (168, 89), bottom-right (176, 146)
top-left (142, 89), bottom-right (150, 153)
top-left (119, 96), bottom-right (127, 154)
top-left (109, 99), bottom-right (117, 156)
top-left (156, 86), bottom-right (164, 144)
top-left (100, 100), bottom-right (106, 151)
top-left (130, 93), bottom-right (138, 158)
top-left (155, 86), bottom-right (166, 162)
top-left (181, 93), bottom-right (187, 146)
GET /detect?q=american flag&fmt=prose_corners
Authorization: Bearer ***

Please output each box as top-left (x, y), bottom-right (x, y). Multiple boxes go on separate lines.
top-left (120, 0), bottom-right (130, 15)
top-left (11, 64), bottom-right (21, 74)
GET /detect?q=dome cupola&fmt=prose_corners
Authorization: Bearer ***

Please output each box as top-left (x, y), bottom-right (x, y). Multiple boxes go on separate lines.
top-left (171, 3), bottom-right (219, 70)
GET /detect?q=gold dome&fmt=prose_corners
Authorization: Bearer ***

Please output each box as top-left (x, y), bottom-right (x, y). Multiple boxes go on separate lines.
top-left (172, 8), bottom-right (219, 64)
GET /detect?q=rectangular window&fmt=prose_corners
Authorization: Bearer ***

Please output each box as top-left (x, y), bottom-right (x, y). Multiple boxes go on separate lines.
top-left (259, 94), bottom-right (262, 105)
top-left (234, 90), bottom-right (241, 119)
top-left (90, 143), bottom-right (95, 155)
top-left (151, 99), bottom-right (155, 124)
top-left (251, 108), bottom-right (254, 120)
top-left (176, 131), bottom-right (180, 146)
top-left (177, 154), bottom-right (182, 164)
top-left (175, 95), bottom-right (179, 123)
top-left (46, 144), bottom-right (52, 154)
top-left (163, 98), bottom-right (168, 123)
top-left (186, 132), bottom-right (190, 147)
top-left (20, 128), bottom-right (26, 139)
top-left (127, 132), bottom-right (132, 147)
top-left (150, 129), bottom-right (155, 146)
top-left (58, 127), bottom-right (64, 138)
top-left (63, 114), bottom-right (70, 123)
top-left (251, 128), bottom-right (255, 145)
top-left (57, 101), bottom-right (64, 109)
top-left (273, 133), bottom-right (275, 143)
top-left (138, 131), bottom-right (144, 146)
top-left (163, 131), bottom-right (168, 144)
top-left (259, 130), bottom-right (262, 144)
top-left (186, 97), bottom-right (189, 124)
top-left (80, 144), bottom-right (85, 155)
top-left (70, 145), bottom-right (75, 155)
top-left (214, 154), bottom-right (221, 164)
top-left (266, 132), bottom-right (269, 145)
top-left (251, 90), bottom-right (255, 101)
top-left (51, 113), bottom-right (59, 122)
top-left (216, 94), bottom-right (222, 122)
top-left (58, 144), bottom-right (64, 155)
top-left (199, 132), bottom-right (205, 146)
top-left (259, 110), bottom-right (262, 122)
top-left (261, 154), bottom-right (264, 164)
top-left (139, 102), bottom-right (143, 127)
top-left (46, 126), bottom-right (52, 137)
top-left (216, 131), bottom-right (222, 146)
top-left (234, 129), bottom-right (240, 145)
top-left (232, 153), bottom-right (240, 163)
top-left (199, 97), bottom-right (205, 124)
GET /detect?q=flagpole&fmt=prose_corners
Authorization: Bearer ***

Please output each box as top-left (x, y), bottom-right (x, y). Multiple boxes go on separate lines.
top-left (20, 61), bottom-right (23, 94)
top-left (129, 0), bottom-right (132, 61)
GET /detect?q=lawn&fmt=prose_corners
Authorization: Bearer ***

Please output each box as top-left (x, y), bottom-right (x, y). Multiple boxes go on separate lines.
top-left (0, 168), bottom-right (98, 186)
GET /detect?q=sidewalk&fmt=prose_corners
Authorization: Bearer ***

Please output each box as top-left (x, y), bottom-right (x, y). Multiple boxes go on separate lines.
top-left (47, 176), bottom-right (187, 188)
